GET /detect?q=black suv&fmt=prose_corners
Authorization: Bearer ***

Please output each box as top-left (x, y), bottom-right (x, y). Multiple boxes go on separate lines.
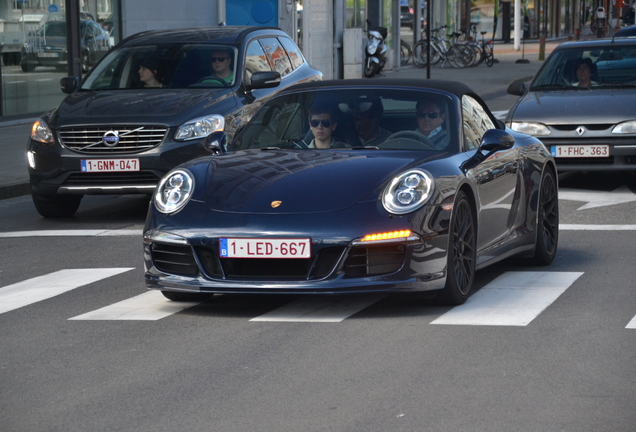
top-left (27, 26), bottom-right (323, 217)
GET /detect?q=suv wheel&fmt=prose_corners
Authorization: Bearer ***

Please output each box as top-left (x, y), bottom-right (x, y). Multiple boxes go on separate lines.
top-left (32, 193), bottom-right (83, 218)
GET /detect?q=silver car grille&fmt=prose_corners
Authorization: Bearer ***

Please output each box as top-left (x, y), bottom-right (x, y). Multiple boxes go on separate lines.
top-left (58, 126), bottom-right (168, 154)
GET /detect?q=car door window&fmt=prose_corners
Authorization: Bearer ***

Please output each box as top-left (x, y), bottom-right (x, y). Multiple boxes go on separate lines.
top-left (462, 95), bottom-right (495, 150)
top-left (279, 36), bottom-right (304, 70)
top-left (244, 39), bottom-right (272, 81)
top-left (260, 37), bottom-right (293, 77)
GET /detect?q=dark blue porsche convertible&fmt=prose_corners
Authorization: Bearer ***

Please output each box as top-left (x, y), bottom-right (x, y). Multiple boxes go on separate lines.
top-left (143, 80), bottom-right (559, 305)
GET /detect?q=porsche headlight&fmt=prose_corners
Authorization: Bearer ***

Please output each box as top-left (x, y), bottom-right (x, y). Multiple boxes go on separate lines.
top-left (612, 121), bottom-right (636, 134)
top-left (174, 114), bottom-right (225, 141)
top-left (382, 169), bottom-right (434, 214)
top-left (509, 121), bottom-right (551, 136)
top-left (154, 169), bottom-right (195, 214)
top-left (31, 119), bottom-right (55, 144)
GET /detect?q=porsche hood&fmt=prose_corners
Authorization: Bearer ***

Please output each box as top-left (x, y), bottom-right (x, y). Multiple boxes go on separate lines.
top-left (203, 150), bottom-right (426, 214)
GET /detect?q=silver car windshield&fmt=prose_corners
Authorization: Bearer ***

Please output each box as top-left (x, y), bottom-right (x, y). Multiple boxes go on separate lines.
top-left (531, 46), bottom-right (636, 90)
top-left (81, 44), bottom-right (238, 90)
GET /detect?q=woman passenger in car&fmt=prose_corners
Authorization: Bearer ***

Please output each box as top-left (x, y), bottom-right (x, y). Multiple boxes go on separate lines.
top-left (138, 56), bottom-right (163, 88)
top-left (572, 58), bottom-right (598, 88)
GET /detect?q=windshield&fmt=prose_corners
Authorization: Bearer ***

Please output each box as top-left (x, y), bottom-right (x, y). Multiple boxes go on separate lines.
top-left (81, 43), bottom-right (238, 90)
top-left (531, 45), bottom-right (636, 90)
top-left (230, 88), bottom-right (457, 152)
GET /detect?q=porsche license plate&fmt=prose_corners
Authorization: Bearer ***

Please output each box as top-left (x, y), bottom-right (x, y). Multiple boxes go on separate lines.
top-left (219, 238), bottom-right (311, 258)
top-left (551, 145), bottom-right (609, 158)
top-left (81, 159), bottom-right (140, 172)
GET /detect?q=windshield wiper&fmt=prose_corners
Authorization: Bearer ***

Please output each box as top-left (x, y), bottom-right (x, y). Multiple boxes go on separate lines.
top-left (530, 84), bottom-right (577, 91)
top-left (259, 147), bottom-right (280, 151)
top-left (350, 146), bottom-right (380, 150)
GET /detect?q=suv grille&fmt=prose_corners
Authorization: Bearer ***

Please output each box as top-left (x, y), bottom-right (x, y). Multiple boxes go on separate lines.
top-left (58, 126), bottom-right (168, 154)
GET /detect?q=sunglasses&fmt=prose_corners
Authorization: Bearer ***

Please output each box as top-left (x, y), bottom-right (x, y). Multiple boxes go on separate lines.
top-left (211, 57), bottom-right (229, 63)
top-left (310, 119), bottom-right (332, 128)
top-left (416, 111), bottom-right (441, 119)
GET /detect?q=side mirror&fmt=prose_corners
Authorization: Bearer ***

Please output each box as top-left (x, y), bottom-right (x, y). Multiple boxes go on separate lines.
top-left (478, 129), bottom-right (515, 153)
top-left (60, 76), bottom-right (79, 94)
top-left (507, 81), bottom-right (527, 96)
top-left (245, 71), bottom-right (281, 91)
top-left (203, 131), bottom-right (228, 154)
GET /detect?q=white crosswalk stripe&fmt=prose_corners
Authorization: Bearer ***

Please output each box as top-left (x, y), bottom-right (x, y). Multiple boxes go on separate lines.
top-left (431, 271), bottom-right (584, 326)
top-left (4, 268), bottom-right (636, 327)
top-left (69, 291), bottom-right (200, 321)
top-left (250, 294), bottom-right (387, 322)
top-left (0, 268), bottom-right (134, 315)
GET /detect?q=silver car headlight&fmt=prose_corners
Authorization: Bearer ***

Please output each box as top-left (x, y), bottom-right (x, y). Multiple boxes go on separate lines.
top-left (612, 121), bottom-right (636, 134)
top-left (174, 114), bottom-right (225, 141)
top-left (31, 119), bottom-right (55, 144)
top-left (382, 169), bottom-right (434, 214)
top-left (154, 169), bottom-right (195, 214)
top-left (509, 121), bottom-right (551, 136)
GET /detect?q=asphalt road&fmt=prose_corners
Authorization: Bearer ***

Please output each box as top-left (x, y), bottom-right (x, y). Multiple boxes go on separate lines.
top-left (1, 171), bottom-right (636, 432)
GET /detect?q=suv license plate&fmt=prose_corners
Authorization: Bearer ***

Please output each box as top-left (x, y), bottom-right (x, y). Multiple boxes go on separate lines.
top-left (81, 159), bottom-right (140, 172)
top-left (219, 238), bottom-right (311, 259)
top-left (551, 145), bottom-right (609, 158)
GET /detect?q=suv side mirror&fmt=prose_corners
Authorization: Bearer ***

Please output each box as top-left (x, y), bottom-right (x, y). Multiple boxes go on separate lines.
top-left (245, 71), bottom-right (281, 91)
top-left (60, 76), bottom-right (79, 94)
top-left (507, 81), bottom-right (527, 96)
top-left (203, 131), bottom-right (228, 154)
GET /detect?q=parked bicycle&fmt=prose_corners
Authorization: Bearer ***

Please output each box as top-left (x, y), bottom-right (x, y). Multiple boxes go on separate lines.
top-left (400, 39), bottom-right (412, 66)
top-left (465, 25), bottom-right (494, 67)
top-left (412, 26), bottom-right (475, 68)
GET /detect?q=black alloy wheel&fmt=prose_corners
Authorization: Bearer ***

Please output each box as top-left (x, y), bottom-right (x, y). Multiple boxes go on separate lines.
top-left (439, 191), bottom-right (476, 305)
top-left (530, 169), bottom-right (559, 265)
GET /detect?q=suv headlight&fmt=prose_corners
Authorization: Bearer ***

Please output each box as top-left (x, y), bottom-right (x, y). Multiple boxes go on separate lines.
top-left (612, 121), bottom-right (636, 134)
top-left (31, 119), bottom-right (55, 144)
top-left (174, 114), bottom-right (224, 141)
top-left (154, 169), bottom-right (195, 214)
top-left (509, 121), bottom-right (551, 136)
top-left (382, 169), bottom-right (434, 214)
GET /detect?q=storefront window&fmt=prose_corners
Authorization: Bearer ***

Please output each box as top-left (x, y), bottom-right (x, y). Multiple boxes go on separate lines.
top-left (0, 0), bottom-right (117, 117)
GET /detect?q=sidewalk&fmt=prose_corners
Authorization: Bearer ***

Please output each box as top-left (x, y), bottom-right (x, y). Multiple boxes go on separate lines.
top-left (0, 39), bottom-right (563, 201)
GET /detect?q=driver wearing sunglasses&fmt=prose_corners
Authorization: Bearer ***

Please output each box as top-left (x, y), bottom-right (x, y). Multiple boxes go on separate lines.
top-left (415, 98), bottom-right (449, 150)
top-left (199, 49), bottom-right (234, 85)
top-left (306, 104), bottom-right (347, 149)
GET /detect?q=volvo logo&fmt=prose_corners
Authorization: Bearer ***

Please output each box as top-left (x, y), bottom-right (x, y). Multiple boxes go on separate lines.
top-left (576, 126), bottom-right (586, 136)
top-left (102, 130), bottom-right (120, 147)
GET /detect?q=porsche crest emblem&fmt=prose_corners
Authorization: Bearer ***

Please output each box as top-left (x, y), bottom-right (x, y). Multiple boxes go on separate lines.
top-left (271, 201), bottom-right (282, 208)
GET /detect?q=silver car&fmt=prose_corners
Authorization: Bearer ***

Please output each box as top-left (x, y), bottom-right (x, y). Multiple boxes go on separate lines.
top-left (506, 39), bottom-right (636, 172)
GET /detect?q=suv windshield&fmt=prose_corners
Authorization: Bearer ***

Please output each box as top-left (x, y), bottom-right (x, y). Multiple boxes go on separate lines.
top-left (82, 43), bottom-right (238, 90)
top-left (531, 45), bottom-right (636, 90)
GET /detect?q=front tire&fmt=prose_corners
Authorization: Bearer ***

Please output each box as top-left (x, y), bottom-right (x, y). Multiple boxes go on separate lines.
top-left (438, 191), bottom-right (476, 305)
top-left (32, 193), bottom-right (82, 218)
top-left (529, 169), bottom-right (559, 265)
top-left (363, 60), bottom-right (379, 77)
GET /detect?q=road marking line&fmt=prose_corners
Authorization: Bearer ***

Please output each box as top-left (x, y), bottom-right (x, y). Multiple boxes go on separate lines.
top-left (69, 291), bottom-right (200, 321)
top-left (0, 229), bottom-right (143, 238)
top-left (250, 294), bottom-right (387, 322)
top-left (431, 271), bottom-right (584, 326)
top-left (0, 268), bottom-right (134, 315)
top-left (560, 225), bottom-right (636, 230)
top-left (626, 315), bottom-right (636, 329)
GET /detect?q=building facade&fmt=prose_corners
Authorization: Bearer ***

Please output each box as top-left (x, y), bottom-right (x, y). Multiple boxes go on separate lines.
top-left (0, 0), bottom-right (614, 119)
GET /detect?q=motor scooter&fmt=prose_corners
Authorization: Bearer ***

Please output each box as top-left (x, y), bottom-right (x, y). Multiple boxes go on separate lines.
top-left (364, 20), bottom-right (388, 78)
